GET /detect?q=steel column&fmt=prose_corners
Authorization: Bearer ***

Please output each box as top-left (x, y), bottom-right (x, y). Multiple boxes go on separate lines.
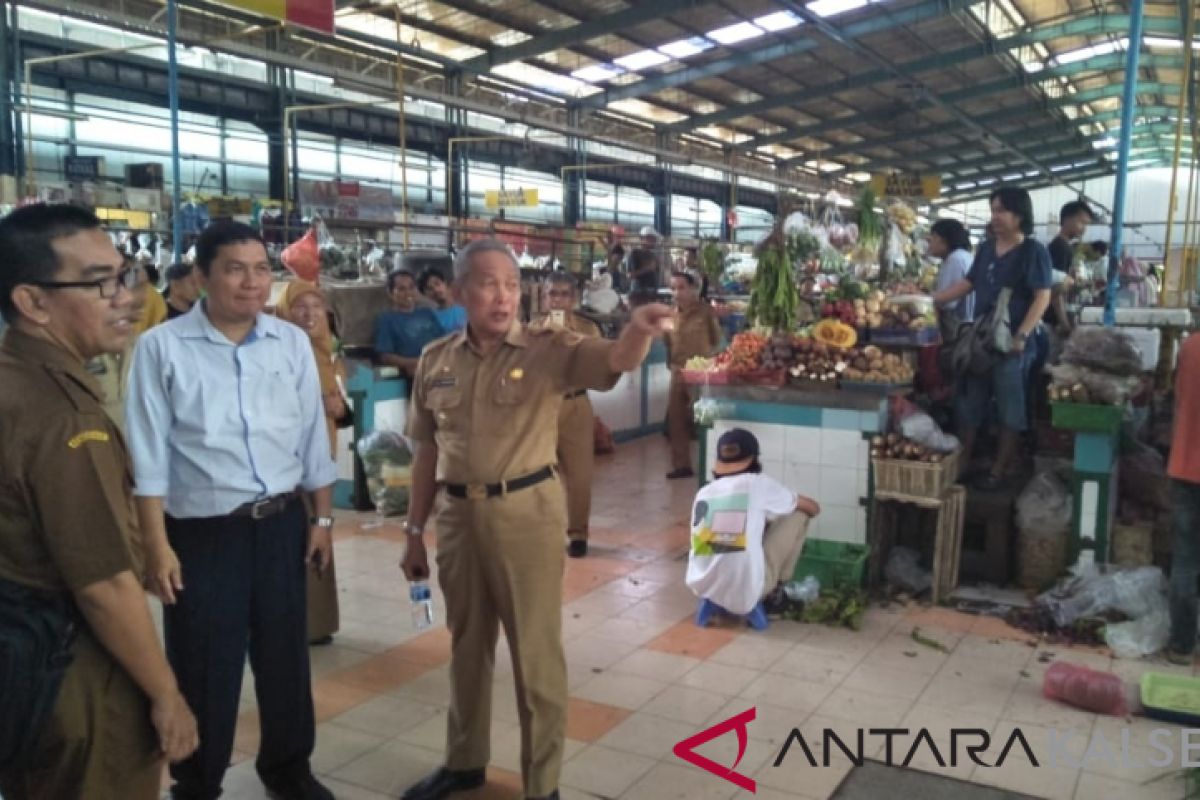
top-left (1104, 0), bottom-right (1146, 326)
top-left (167, 0), bottom-right (183, 262)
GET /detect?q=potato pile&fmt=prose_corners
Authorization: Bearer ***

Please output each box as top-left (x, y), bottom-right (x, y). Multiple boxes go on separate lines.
top-left (871, 434), bottom-right (948, 464)
top-left (874, 301), bottom-right (934, 331)
top-left (787, 339), bottom-right (849, 383)
top-left (841, 345), bottom-right (914, 384)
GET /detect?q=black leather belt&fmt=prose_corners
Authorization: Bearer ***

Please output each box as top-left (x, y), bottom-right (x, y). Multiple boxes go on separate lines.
top-left (231, 491), bottom-right (299, 519)
top-left (564, 389), bottom-right (588, 399)
top-left (444, 466), bottom-right (555, 500)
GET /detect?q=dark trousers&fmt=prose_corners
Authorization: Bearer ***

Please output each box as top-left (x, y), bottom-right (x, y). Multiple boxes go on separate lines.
top-left (165, 499), bottom-right (314, 798)
top-left (1169, 479), bottom-right (1200, 654)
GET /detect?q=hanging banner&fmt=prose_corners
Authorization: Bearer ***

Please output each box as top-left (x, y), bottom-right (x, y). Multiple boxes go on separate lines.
top-left (218, 0), bottom-right (334, 35)
top-left (299, 179), bottom-right (394, 223)
top-left (870, 172), bottom-right (941, 200)
top-left (484, 188), bottom-right (539, 210)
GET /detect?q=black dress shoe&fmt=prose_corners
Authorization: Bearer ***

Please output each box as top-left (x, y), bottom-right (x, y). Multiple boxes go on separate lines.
top-left (263, 772), bottom-right (334, 800)
top-left (666, 467), bottom-right (695, 480)
top-left (567, 540), bottom-right (588, 558)
top-left (401, 767), bottom-right (486, 800)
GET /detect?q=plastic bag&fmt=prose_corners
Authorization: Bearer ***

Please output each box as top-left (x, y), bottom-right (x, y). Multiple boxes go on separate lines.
top-left (1038, 565), bottom-right (1168, 628)
top-left (1047, 363), bottom-right (1140, 406)
top-left (355, 430), bottom-right (413, 516)
top-left (1016, 472), bottom-right (1073, 534)
top-left (1106, 606), bottom-right (1170, 658)
top-left (1062, 328), bottom-right (1144, 376)
top-left (1042, 661), bottom-right (1130, 716)
top-left (898, 412), bottom-right (960, 453)
top-left (281, 227), bottom-right (320, 282)
top-left (884, 546), bottom-right (932, 594)
top-left (784, 575), bottom-right (820, 603)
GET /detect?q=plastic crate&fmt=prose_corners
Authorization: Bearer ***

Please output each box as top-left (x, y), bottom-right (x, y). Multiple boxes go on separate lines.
top-left (872, 449), bottom-right (961, 502)
top-left (1141, 672), bottom-right (1200, 727)
top-left (1050, 402), bottom-right (1123, 434)
top-left (866, 327), bottom-right (940, 347)
top-left (793, 539), bottom-right (870, 590)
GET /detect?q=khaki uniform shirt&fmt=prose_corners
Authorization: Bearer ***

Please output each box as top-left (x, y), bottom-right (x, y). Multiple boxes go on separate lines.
top-left (666, 303), bottom-right (722, 369)
top-left (0, 329), bottom-right (141, 593)
top-left (406, 322), bottom-right (619, 485)
top-left (86, 341), bottom-right (136, 433)
top-left (532, 312), bottom-right (602, 342)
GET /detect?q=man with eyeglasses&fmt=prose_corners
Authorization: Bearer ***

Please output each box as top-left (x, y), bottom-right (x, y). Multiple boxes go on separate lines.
top-left (126, 220), bottom-right (337, 800)
top-left (0, 203), bottom-right (199, 799)
top-left (535, 272), bottom-right (602, 558)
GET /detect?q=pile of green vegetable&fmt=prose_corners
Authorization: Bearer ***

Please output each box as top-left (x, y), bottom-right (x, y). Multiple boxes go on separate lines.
top-left (747, 245), bottom-right (799, 331)
top-left (784, 585), bottom-right (867, 630)
top-left (699, 239), bottom-right (725, 284)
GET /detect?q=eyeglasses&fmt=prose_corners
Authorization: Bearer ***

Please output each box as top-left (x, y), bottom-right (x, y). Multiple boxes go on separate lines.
top-left (33, 266), bottom-right (141, 299)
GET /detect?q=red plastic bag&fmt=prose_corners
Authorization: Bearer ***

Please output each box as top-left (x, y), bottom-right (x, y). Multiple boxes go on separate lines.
top-left (593, 418), bottom-right (614, 455)
top-left (282, 228), bottom-right (320, 282)
top-left (1042, 661), bottom-right (1130, 716)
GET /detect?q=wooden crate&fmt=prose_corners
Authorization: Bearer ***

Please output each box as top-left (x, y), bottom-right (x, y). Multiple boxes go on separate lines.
top-left (869, 485), bottom-right (966, 603)
top-left (872, 449), bottom-right (961, 503)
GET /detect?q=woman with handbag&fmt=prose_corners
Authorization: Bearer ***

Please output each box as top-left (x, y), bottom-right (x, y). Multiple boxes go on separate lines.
top-left (933, 187), bottom-right (1052, 491)
top-left (276, 279), bottom-right (343, 645)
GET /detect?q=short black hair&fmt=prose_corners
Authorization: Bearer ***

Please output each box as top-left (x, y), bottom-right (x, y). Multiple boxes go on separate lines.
top-left (165, 262), bottom-right (194, 283)
top-left (671, 270), bottom-right (699, 287)
top-left (1060, 200), bottom-right (1095, 225)
top-left (417, 266), bottom-right (449, 294)
top-left (387, 268), bottom-right (415, 293)
top-left (142, 262), bottom-right (160, 286)
top-left (929, 219), bottom-right (972, 252)
top-left (989, 187), bottom-right (1035, 236)
top-left (609, 244), bottom-right (626, 259)
top-left (543, 271), bottom-right (578, 292)
top-left (711, 457), bottom-right (763, 481)
top-left (194, 220), bottom-right (266, 276)
top-left (0, 203), bottom-right (104, 323)
top-left (1089, 240), bottom-right (1109, 257)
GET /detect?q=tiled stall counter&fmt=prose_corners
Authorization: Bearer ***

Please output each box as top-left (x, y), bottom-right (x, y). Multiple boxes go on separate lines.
top-left (694, 385), bottom-right (888, 546)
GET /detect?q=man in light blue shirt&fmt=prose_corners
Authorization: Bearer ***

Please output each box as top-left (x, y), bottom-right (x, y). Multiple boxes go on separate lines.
top-left (126, 221), bottom-right (337, 800)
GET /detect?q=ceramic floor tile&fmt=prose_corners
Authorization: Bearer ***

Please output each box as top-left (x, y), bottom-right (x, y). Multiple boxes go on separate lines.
top-left (640, 684), bottom-right (734, 726)
top-left (813, 686), bottom-right (915, 728)
top-left (952, 634), bottom-right (1037, 667)
top-left (609, 648), bottom-right (702, 682)
top-left (563, 634), bottom-right (643, 671)
top-left (970, 752), bottom-right (1081, 800)
top-left (739, 673), bottom-right (836, 715)
top-left (645, 620), bottom-right (740, 660)
top-left (329, 737), bottom-right (445, 796)
top-left (769, 644), bottom-right (864, 685)
top-left (1073, 770), bottom-right (1187, 800)
top-left (328, 693), bottom-right (446, 739)
top-left (310, 722), bottom-right (389, 775)
top-left (707, 634), bottom-right (794, 671)
top-left (572, 671), bottom-right (669, 711)
top-left (589, 616), bottom-right (675, 646)
top-left (676, 661), bottom-right (762, 696)
top-left (564, 697), bottom-right (632, 743)
top-left (595, 710), bottom-right (697, 759)
top-left (915, 674), bottom-right (1017, 718)
top-left (865, 633), bottom-right (955, 676)
top-left (619, 761), bottom-right (741, 800)
top-left (558, 744), bottom-right (657, 798)
top-left (841, 662), bottom-right (935, 701)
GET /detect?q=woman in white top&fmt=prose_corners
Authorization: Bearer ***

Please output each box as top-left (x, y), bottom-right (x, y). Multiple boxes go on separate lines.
top-left (928, 219), bottom-right (975, 340)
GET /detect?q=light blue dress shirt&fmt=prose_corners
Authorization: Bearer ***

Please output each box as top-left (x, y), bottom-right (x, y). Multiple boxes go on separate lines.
top-left (126, 302), bottom-right (338, 518)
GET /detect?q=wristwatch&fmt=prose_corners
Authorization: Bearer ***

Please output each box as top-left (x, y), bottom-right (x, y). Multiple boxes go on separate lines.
top-left (310, 516), bottom-right (335, 529)
top-left (404, 520), bottom-right (424, 537)
top-left (1014, 331), bottom-right (1029, 343)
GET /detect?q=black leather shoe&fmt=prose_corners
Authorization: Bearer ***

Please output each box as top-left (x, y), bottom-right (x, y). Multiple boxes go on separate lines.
top-left (666, 467), bottom-right (695, 480)
top-left (401, 767), bottom-right (486, 800)
top-left (263, 772), bottom-right (334, 800)
top-left (567, 540), bottom-right (588, 558)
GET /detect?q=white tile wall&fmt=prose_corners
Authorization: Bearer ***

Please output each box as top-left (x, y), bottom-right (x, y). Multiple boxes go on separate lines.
top-left (647, 367), bottom-right (670, 423)
top-left (784, 463), bottom-right (822, 499)
top-left (785, 425), bottom-right (823, 465)
top-left (820, 505), bottom-right (867, 544)
top-left (819, 467), bottom-right (862, 508)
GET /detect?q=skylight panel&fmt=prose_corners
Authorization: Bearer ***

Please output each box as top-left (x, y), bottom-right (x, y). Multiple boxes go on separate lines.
top-left (571, 64), bottom-right (624, 83)
top-left (658, 37), bottom-right (715, 59)
top-left (706, 21), bottom-right (764, 45)
top-left (809, 0), bottom-right (869, 17)
top-left (754, 11), bottom-right (804, 31)
top-left (614, 49), bottom-right (671, 71)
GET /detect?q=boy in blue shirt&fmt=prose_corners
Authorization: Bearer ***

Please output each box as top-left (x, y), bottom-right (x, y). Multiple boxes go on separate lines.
top-left (375, 269), bottom-right (445, 378)
top-left (419, 267), bottom-right (467, 332)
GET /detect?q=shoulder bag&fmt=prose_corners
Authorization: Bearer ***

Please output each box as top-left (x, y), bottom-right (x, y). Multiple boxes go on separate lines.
top-left (951, 239), bottom-right (1034, 377)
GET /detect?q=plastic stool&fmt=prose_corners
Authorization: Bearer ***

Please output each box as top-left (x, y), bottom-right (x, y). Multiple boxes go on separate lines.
top-left (695, 598), bottom-right (769, 631)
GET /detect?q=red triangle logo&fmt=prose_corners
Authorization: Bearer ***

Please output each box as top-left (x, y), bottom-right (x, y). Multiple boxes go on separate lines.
top-left (672, 707), bottom-right (757, 793)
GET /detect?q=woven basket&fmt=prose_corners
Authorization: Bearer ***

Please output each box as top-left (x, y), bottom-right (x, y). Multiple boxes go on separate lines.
top-left (872, 449), bottom-right (960, 502)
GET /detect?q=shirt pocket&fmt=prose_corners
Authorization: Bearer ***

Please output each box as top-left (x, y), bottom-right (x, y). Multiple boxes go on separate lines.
top-left (493, 375), bottom-right (529, 407)
top-left (426, 386), bottom-right (463, 431)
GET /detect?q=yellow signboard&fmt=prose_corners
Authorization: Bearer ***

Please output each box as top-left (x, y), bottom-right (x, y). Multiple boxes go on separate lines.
top-left (485, 188), bottom-right (539, 210)
top-left (870, 173), bottom-right (942, 200)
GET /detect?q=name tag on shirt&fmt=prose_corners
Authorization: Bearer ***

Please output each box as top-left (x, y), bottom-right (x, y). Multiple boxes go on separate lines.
top-left (430, 375), bottom-right (458, 389)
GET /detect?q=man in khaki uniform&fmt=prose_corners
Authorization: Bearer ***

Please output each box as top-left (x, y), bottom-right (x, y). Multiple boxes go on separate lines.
top-left (0, 204), bottom-right (198, 799)
top-left (536, 272), bottom-right (602, 558)
top-left (400, 240), bottom-right (672, 800)
top-left (665, 270), bottom-right (722, 479)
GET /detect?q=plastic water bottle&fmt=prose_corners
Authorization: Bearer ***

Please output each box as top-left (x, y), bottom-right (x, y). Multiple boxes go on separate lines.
top-left (784, 575), bottom-right (821, 603)
top-left (410, 581), bottom-right (434, 630)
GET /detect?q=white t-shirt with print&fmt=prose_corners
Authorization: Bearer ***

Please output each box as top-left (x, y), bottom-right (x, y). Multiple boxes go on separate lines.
top-left (686, 473), bottom-right (797, 615)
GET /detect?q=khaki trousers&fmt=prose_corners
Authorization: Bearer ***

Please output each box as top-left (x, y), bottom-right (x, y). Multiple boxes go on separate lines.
top-left (667, 371), bottom-right (695, 471)
top-left (762, 513), bottom-right (811, 596)
top-left (434, 477), bottom-right (568, 797)
top-left (557, 394), bottom-right (595, 540)
top-left (306, 554), bottom-right (340, 641)
top-left (0, 628), bottom-right (161, 800)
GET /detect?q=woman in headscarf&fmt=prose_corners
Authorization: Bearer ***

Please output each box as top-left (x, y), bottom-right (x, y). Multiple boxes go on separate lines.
top-left (276, 279), bottom-right (343, 645)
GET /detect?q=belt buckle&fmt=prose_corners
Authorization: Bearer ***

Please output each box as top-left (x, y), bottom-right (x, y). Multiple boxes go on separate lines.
top-left (465, 484), bottom-right (488, 500)
top-left (249, 497), bottom-right (273, 519)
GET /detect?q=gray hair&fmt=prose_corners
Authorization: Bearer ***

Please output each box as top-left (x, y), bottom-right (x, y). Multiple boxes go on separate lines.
top-left (453, 238), bottom-right (520, 282)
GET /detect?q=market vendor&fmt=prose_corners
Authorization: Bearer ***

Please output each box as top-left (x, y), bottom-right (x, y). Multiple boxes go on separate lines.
top-left (932, 187), bottom-right (1052, 491)
top-left (928, 219), bottom-right (975, 338)
top-left (686, 428), bottom-right (820, 618)
top-left (665, 270), bottom-right (722, 480)
top-left (375, 269), bottom-right (446, 378)
top-left (419, 266), bottom-right (467, 332)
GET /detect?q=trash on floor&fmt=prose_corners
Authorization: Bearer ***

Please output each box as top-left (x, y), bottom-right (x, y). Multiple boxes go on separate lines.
top-left (1042, 661), bottom-right (1131, 716)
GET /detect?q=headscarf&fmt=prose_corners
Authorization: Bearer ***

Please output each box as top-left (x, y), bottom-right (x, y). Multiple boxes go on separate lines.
top-left (134, 281), bottom-right (168, 335)
top-left (276, 280), bottom-right (345, 454)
